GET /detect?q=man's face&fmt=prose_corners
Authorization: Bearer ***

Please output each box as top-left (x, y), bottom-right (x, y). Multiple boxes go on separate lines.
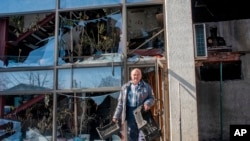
top-left (131, 69), bottom-right (142, 85)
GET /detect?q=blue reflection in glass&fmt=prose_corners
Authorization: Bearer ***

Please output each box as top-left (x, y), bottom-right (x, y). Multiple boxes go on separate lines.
top-left (58, 67), bottom-right (121, 89)
top-left (0, 0), bottom-right (55, 14)
top-left (0, 70), bottom-right (53, 91)
top-left (0, 37), bottom-right (62, 68)
top-left (60, 0), bottom-right (121, 9)
top-left (126, 0), bottom-right (162, 2)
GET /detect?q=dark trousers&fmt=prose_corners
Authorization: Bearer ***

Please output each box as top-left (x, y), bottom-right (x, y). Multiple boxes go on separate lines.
top-left (126, 107), bottom-right (145, 141)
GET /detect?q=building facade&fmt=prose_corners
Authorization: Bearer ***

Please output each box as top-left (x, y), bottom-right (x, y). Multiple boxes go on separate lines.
top-left (0, 0), bottom-right (199, 141)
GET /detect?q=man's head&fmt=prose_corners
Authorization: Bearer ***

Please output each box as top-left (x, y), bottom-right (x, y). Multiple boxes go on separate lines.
top-left (130, 68), bottom-right (142, 85)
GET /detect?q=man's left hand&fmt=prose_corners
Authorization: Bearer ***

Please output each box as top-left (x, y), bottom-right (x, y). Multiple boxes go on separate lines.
top-left (144, 104), bottom-right (150, 111)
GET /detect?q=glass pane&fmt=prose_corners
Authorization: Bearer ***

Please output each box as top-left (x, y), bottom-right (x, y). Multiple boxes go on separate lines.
top-left (4, 92), bottom-right (122, 140)
top-left (56, 91), bottom-right (121, 140)
top-left (0, 13), bottom-right (56, 68)
top-left (3, 94), bottom-right (53, 140)
top-left (0, 70), bottom-right (53, 92)
top-left (126, 0), bottom-right (163, 3)
top-left (58, 67), bottom-right (122, 89)
top-left (0, 0), bottom-right (55, 14)
top-left (60, 0), bottom-right (121, 9)
top-left (127, 5), bottom-right (165, 59)
top-left (58, 8), bottom-right (123, 65)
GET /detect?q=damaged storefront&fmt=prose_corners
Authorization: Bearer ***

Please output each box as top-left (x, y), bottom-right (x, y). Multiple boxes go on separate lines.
top-left (0, 0), bottom-right (167, 140)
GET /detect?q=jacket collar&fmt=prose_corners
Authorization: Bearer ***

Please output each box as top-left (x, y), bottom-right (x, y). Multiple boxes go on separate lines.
top-left (128, 80), bottom-right (145, 87)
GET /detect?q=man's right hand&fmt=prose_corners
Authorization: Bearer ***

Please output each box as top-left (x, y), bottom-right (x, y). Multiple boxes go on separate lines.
top-left (112, 118), bottom-right (118, 123)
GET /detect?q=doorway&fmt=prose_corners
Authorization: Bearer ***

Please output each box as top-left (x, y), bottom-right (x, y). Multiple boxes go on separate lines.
top-left (127, 61), bottom-right (169, 141)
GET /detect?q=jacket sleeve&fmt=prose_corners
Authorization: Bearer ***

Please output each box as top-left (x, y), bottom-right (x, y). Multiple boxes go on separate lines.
top-left (112, 88), bottom-right (124, 120)
top-left (143, 83), bottom-right (155, 107)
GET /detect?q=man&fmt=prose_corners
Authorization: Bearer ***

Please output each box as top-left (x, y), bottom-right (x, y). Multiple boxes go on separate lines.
top-left (112, 68), bottom-right (155, 141)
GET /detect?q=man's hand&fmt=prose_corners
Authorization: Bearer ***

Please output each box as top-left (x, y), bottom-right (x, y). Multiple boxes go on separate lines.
top-left (112, 118), bottom-right (118, 123)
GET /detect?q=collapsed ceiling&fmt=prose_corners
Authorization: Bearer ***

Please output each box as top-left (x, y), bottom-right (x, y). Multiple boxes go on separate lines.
top-left (192, 0), bottom-right (250, 23)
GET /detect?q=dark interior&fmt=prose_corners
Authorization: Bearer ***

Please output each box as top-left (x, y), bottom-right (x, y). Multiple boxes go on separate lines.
top-left (200, 61), bottom-right (242, 81)
top-left (192, 0), bottom-right (250, 23)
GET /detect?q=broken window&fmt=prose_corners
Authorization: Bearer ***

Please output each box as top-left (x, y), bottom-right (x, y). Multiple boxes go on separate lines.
top-left (55, 91), bottom-right (121, 140)
top-left (58, 8), bottom-right (122, 64)
top-left (0, 13), bottom-right (56, 68)
top-left (127, 5), bottom-right (165, 62)
top-left (199, 61), bottom-right (242, 81)
top-left (0, 1), bottom-right (165, 140)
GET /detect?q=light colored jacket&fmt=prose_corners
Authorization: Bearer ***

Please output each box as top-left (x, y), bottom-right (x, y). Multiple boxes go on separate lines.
top-left (112, 80), bottom-right (155, 124)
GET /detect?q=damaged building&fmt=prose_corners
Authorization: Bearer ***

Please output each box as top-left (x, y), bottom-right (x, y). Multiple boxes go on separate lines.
top-left (0, 0), bottom-right (249, 141)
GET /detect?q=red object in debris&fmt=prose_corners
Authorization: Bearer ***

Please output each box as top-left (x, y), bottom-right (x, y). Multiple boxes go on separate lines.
top-left (132, 48), bottom-right (163, 56)
top-left (6, 95), bottom-right (45, 118)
